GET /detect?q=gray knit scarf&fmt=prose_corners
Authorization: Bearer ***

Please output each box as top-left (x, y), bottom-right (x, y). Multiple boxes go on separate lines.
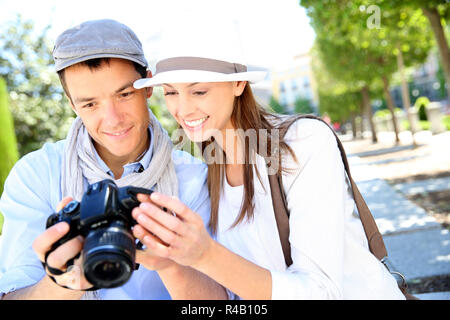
top-left (61, 111), bottom-right (179, 202)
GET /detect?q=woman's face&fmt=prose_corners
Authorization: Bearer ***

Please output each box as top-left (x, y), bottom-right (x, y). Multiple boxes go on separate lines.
top-left (162, 81), bottom-right (246, 142)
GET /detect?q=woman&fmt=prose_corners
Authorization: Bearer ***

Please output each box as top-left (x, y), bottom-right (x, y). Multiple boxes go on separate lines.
top-left (131, 23), bottom-right (405, 300)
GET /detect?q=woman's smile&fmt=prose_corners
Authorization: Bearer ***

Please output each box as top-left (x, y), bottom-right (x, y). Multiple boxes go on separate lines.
top-left (183, 116), bottom-right (210, 130)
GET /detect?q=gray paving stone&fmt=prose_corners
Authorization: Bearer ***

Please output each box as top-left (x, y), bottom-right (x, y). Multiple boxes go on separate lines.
top-left (347, 157), bottom-right (383, 182)
top-left (415, 291), bottom-right (450, 300)
top-left (355, 179), bottom-right (440, 235)
top-left (383, 228), bottom-right (450, 280)
top-left (392, 177), bottom-right (450, 195)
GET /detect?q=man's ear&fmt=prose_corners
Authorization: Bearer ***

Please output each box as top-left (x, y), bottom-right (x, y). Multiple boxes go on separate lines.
top-left (145, 70), bottom-right (153, 98)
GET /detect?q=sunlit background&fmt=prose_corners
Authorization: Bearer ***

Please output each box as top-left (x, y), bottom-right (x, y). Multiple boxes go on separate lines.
top-left (0, 0), bottom-right (449, 297)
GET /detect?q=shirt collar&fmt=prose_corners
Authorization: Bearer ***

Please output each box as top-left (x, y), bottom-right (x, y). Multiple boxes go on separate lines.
top-left (92, 126), bottom-right (154, 178)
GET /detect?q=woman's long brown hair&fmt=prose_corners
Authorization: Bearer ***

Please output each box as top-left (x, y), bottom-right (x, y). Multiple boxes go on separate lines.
top-left (200, 83), bottom-right (298, 234)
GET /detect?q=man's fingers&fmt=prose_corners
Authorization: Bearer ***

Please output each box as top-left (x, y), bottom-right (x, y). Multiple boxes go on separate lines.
top-left (56, 196), bottom-right (74, 212)
top-left (46, 236), bottom-right (84, 271)
top-left (34, 196), bottom-right (74, 261)
top-left (32, 222), bottom-right (70, 262)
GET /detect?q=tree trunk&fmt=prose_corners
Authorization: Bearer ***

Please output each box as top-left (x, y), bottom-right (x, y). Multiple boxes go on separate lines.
top-left (359, 105), bottom-right (365, 138)
top-left (350, 111), bottom-right (357, 139)
top-left (422, 7), bottom-right (450, 105)
top-left (382, 75), bottom-right (400, 144)
top-left (396, 43), bottom-right (418, 147)
top-left (361, 85), bottom-right (377, 143)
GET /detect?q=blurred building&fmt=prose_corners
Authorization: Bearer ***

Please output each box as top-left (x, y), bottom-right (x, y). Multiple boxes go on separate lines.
top-left (391, 51), bottom-right (448, 110)
top-left (270, 52), bottom-right (319, 114)
top-left (248, 64), bottom-right (272, 108)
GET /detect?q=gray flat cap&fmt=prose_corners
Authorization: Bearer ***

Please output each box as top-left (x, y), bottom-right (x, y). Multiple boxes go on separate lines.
top-left (53, 19), bottom-right (148, 71)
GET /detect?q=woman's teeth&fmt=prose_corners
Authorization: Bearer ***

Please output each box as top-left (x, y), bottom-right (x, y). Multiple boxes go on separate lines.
top-left (184, 116), bottom-right (208, 127)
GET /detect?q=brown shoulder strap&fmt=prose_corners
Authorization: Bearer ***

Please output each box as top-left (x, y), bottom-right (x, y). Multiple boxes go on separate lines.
top-left (268, 172), bottom-right (293, 266)
top-left (268, 114), bottom-right (388, 267)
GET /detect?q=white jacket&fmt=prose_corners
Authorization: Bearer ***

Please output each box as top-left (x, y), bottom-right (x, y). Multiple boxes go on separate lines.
top-left (217, 118), bottom-right (405, 300)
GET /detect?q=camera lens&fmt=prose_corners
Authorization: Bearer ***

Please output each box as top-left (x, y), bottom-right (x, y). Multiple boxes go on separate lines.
top-left (94, 261), bottom-right (123, 281)
top-left (82, 224), bottom-right (136, 288)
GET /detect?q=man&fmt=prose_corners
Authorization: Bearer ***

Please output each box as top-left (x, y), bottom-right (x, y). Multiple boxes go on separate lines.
top-left (0, 19), bottom-right (226, 299)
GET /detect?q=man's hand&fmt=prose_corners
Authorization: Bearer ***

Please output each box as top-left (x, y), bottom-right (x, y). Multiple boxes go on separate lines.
top-left (32, 197), bottom-right (92, 290)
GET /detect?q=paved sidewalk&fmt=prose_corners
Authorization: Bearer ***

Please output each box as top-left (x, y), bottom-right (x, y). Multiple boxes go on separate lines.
top-left (342, 132), bottom-right (450, 300)
top-left (391, 176), bottom-right (450, 196)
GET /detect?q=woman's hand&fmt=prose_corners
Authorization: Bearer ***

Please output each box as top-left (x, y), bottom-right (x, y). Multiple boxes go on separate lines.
top-left (132, 214), bottom-right (175, 271)
top-left (132, 192), bottom-right (214, 270)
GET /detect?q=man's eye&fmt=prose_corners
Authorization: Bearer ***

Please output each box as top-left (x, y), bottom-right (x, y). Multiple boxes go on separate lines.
top-left (83, 102), bottom-right (95, 108)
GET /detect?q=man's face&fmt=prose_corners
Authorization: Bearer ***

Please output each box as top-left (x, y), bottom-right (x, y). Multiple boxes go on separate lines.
top-left (64, 58), bottom-right (152, 164)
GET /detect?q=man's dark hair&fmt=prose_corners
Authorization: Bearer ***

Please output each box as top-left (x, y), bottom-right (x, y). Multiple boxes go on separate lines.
top-left (57, 58), bottom-right (147, 103)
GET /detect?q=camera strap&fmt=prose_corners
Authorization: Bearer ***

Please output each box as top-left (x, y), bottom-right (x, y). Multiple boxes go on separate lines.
top-left (42, 251), bottom-right (99, 292)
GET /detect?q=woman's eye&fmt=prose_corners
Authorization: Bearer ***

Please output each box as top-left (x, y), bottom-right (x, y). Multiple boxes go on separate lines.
top-left (164, 91), bottom-right (177, 96)
top-left (194, 91), bottom-right (207, 96)
top-left (120, 91), bottom-right (134, 98)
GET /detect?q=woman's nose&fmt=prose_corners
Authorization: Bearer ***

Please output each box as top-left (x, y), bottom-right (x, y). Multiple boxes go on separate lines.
top-left (176, 95), bottom-right (197, 118)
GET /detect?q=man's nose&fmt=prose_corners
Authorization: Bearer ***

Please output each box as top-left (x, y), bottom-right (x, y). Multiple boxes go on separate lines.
top-left (103, 100), bottom-right (123, 124)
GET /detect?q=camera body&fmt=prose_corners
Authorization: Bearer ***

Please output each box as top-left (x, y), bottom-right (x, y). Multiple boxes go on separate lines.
top-left (46, 179), bottom-right (153, 289)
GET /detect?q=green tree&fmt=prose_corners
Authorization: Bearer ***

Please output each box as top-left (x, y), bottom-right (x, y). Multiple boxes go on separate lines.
top-left (269, 96), bottom-right (286, 114)
top-left (0, 77), bottom-right (19, 234)
top-left (0, 77), bottom-right (19, 195)
top-left (294, 96), bottom-right (314, 114)
top-left (148, 86), bottom-right (178, 137)
top-left (387, 0), bottom-right (450, 102)
top-left (300, 0), bottom-right (434, 143)
top-left (0, 15), bottom-right (75, 156)
top-left (310, 43), bottom-right (362, 131)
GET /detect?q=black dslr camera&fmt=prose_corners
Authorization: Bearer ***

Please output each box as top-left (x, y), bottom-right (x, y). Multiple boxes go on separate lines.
top-left (46, 179), bottom-right (153, 289)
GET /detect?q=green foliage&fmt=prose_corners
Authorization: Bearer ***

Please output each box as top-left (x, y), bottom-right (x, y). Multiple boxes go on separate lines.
top-left (442, 115), bottom-right (450, 131)
top-left (374, 108), bottom-right (403, 119)
top-left (0, 77), bottom-right (19, 235)
top-left (419, 120), bottom-right (430, 131)
top-left (148, 87), bottom-right (179, 138)
top-left (318, 90), bottom-right (361, 123)
top-left (301, 0), bottom-right (434, 126)
top-left (0, 212), bottom-right (3, 235)
top-left (436, 60), bottom-right (447, 99)
top-left (269, 96), bottom-right (286, 114)
top-left (310, 44), bottom-right (362, 122)
top-left (401, 119), bottom-right (439, 131)
top-left (294, 96), bottom-right (314, 114)
top-left (0, 77), bottom-right (19, 196)
top-left (414, 96), bottom-right (430, 121)
top-left (374, 109), bottom-right (390, 119)
top-left (0, 15), bottom-right (75, 156)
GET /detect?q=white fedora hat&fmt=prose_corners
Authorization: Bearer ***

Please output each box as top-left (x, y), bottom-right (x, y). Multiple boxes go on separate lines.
top-left (134, 17), bottom-right (267, 89)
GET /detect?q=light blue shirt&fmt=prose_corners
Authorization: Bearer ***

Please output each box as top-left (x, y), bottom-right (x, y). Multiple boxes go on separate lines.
top-left (0, 129), bottom-right (211, 300)
top-left (91, 128), bottom-right (154, 180)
